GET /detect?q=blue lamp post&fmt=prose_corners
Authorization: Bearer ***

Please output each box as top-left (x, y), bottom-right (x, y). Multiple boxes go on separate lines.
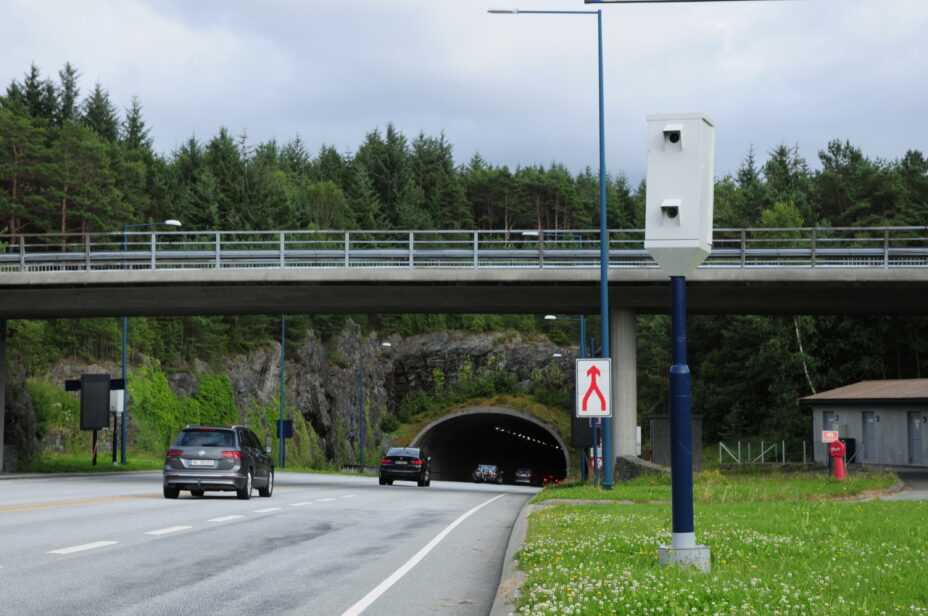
top-left (545, 313), bottom-right (591, 480)
top-left (120, 219), bottom-right (181, 464)
top-left (490, 7), bottom-right (614, 489)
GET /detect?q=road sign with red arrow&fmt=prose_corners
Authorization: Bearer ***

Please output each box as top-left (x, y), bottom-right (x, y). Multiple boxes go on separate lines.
top-left (576, 358), bottom-right (612, 418)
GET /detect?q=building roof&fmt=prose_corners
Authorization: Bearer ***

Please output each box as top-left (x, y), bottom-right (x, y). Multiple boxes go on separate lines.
top-left (801, 379), bottom-right (928, 406)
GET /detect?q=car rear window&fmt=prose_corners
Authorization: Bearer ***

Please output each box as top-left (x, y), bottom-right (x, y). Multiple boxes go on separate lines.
top-left (386, 447), bottom-right (419, 458)
top-left (176, 429), bottom-right (235, 447)
top-left (478, 464), bottom-right (497, 472)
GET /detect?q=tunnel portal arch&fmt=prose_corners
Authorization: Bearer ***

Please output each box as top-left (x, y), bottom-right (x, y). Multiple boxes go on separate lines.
top-left (410, 406), bottom-right (570, 483)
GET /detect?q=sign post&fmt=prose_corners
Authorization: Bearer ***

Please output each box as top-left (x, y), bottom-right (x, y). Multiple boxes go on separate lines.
top-left (576, 358), bottom-right (612, 419)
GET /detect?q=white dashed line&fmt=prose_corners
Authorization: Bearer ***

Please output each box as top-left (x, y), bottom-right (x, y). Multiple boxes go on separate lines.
top-left (48, 541), bottom-right (119, 555)
top-left (317, 498), bottom-right (336, 502)
top-left (341, 495), bottom-right (356, 499)
top-left (253, 507), bottom-right (281, 513)
top-left (145, 526), bottom-right (192, 536)
top-left (290, 502), bottom-right (314, 507)
top-left (208, 515), bottom-right (245, 523)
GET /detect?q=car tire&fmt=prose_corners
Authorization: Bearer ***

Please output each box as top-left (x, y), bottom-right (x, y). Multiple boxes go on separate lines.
top-left (163, 485), bottom-right (179, 499)
top-left (379, 476), bottom-right (387, 486)
top-left (417, 470), bottom-right (430, 487)
top-left (258, 470), bottom-right (274, 497)
top-left (190, 489), bottom-right (205, 497)
top-left (237, 470), bottom-right (253, 500)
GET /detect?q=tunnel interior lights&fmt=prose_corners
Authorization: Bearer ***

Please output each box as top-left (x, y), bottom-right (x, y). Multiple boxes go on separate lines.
top-left (493, 425), bottom-right (561, 450)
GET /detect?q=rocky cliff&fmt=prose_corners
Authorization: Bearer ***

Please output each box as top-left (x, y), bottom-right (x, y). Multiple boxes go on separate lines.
top-left (4, 320), bottom-right (575, 467)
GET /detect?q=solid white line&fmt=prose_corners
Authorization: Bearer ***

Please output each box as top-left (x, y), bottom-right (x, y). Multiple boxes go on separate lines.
top-left (144, 525), bottom-right (192, 536)
top-left (317, 497), bottom-right (336, 502)
top-left (290, 502), bottom-right (314, 507)
top-left (341, 494), bottom-right (356, 499)
top-left (340, 494), bottom-right (505, 616)
top-left (253, 507), bottom-right (281, 513)
top-left (208, 515), bottom-right (245, 523)
top-left (48, 541), bottom-right (118, 555)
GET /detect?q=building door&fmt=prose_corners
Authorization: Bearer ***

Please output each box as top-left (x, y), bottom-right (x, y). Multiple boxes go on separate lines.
top-left (910, 413), bottom-right (925, 466)
top-left (863, 412), bottom-right (879, 463)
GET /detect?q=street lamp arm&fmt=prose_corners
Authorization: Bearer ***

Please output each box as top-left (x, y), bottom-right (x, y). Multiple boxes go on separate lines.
top-left (489, 9), bottom-right (600, 15)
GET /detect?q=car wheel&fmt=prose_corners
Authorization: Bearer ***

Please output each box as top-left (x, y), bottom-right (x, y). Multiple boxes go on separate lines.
top-left (190, 489), bottom-right (205, 497)
top-left (417, 470), bottom-right (430, 487)
top-left (259, 470), bottom-right (274, 497)
top-left (237, 471), bottom-right (253, 500)
top-left (379, 476), bottom-right (387, 486)
top-left (163, 485), bottom-right (179, 499)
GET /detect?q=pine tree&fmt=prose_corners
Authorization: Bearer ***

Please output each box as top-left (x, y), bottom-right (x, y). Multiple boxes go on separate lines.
top-left (56, 62), bottom-right (80, 125)
top-left (121, 96), bottom-right (152, 151)
top-left (81, 83), bottom-right (119, 141)
top-left (346, 164), bottom-right (382, 229)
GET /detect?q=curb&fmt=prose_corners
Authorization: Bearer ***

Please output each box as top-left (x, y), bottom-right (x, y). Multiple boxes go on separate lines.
top-left (490, 498), bottom-right (538, 616)
top-left (0, 470), bottom-right (160, 481)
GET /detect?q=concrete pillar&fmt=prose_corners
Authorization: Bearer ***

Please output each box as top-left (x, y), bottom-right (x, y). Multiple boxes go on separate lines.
top-left (0, 319), bottom-right (6, 472)
top-left (610, 309), bottom-right (637, 459)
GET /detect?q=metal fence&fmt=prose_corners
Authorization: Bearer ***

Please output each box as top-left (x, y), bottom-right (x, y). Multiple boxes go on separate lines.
top-left (1, 226), bottom-right (927, 273)
top-left (719, 440), bottom-right (814, 466)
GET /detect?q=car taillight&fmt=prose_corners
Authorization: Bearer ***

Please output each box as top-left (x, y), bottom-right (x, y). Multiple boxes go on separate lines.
top-left (380, 458), bottom-right (392, 465)
top-left (410, 459), bottom-right (423, 466)
top-left (222, 450), bottom-right (242, 459)
top-left (166, 449), bottom-right (182, 458)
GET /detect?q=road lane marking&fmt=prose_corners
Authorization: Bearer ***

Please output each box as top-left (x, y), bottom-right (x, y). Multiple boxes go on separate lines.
top-left (253, 507), bottom-right (281, 513)
top-left (48, 541), bottom-right (119, 555)
top-left (341, 495), bottom-right (356, 499)
top-left (208, 515), bottom-right (245, 523)
top-left (317, 497), bottom-right (336, 502)
top-left (340, 494), bottom-right (505, 616)
top-left (0, 494), bottom-right (158, 514)
top-left (145, 526), bottom-right (192, 536)
top-left (290, 502), bottom-right (314, 507)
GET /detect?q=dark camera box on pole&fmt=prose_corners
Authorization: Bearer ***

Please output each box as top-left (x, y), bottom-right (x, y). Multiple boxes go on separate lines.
top-left (79, 374), bottom-right (111, 431)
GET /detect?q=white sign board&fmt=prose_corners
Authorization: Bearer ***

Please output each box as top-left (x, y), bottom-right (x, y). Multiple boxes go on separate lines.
top-left (110, 390), bottom-right (125, 414)
top-left (576, 358), bottom-right (612, 418)
top-left (821, 430), bottom-right (839, 444)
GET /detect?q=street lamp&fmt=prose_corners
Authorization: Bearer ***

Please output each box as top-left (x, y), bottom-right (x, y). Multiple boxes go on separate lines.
top-left (491, 6), bottom-right (613, 486)
top-left (119, 219), bottom-right (182, 464)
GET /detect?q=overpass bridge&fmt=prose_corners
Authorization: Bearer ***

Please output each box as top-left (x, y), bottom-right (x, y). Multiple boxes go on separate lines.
top-left (1, 226), bottom-right (927, 318)
top-left (1, 226), bottom-right (926, 469)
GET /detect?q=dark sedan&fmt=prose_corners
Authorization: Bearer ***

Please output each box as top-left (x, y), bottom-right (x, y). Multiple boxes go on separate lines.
top-left (379, 447), bottom-right (431, 487)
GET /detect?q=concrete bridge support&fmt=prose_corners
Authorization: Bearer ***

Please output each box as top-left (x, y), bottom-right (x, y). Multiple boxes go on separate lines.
top-left (610, 309), bottom-right (638, 462)
top-left (0, 319), bottom-right (6, 471)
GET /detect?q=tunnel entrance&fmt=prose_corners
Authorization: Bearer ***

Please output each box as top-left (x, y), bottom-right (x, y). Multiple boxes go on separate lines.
top-left (411, 407), bottom-right (568, 483)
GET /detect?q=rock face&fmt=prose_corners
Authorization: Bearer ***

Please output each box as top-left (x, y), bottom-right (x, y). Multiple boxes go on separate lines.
top-left (4, 321), bottom-right (574, 466)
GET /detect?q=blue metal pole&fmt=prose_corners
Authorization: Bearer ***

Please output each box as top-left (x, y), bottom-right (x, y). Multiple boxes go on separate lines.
top-left (279, 316), bottom-right (286, 468)
top-left (120, 225), bottom-right (128, 465)
top-left (595, 9), bottom-right (614, 489)
top-left (670, 276), bottom-right (695, 541)
top-left (579, 315), bottom-right (588, 480)
top-left (360, 362), bottom-right (366, 466)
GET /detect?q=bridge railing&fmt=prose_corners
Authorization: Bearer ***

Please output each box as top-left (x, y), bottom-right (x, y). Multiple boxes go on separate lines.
top-left (1, 226), bottom-right (926, 273)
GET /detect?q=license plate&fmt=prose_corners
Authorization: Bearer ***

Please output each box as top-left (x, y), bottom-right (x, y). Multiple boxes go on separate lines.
top-left (190, 459), bottom-right (215, 467)
top-left (395, 461), bottom-right (407, 465)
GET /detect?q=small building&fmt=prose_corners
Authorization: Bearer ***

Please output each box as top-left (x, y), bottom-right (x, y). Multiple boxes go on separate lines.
top-left (802, 379), bottom-right (928, 467)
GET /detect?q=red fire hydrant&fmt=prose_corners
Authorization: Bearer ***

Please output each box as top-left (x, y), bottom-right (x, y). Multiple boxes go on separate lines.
top-left (828, 440), bottom-right (847, 481)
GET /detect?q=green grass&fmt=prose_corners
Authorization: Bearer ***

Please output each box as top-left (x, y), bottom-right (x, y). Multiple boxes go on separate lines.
top-left (532, 469), bottom-right (898, 504)
top-left (517, 500), bottom-right (928, 615)
top-left (22, 451), bottom-right (164, 473)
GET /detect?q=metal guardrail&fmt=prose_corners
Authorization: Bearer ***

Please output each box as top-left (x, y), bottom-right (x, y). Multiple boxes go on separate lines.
top-left (1, 227), bottom-right (927, 273)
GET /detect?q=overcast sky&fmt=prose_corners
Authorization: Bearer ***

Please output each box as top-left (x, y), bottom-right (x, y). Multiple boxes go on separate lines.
top-left (4, 0), bottom-right (927, 179)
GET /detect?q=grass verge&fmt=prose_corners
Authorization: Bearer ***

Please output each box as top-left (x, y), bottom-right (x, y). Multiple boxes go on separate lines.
top-left (532, 469), bottom-right (898, 504)
top-left (517, 500), bottom-right (928, 615)
top-left (22, 451), bottom-right (163, 473)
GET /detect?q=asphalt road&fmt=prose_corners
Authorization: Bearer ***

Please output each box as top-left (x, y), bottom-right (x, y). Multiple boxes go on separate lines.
top-left (0, 471), bottom-right (536, 615)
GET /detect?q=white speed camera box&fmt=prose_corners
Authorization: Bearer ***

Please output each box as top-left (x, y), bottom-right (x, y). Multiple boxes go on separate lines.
top-left (644, 113), bottom-right (716, 276)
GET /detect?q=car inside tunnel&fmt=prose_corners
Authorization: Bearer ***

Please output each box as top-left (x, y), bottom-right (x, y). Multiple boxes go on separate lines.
top-left (412, 411), bottom-right (567, 484)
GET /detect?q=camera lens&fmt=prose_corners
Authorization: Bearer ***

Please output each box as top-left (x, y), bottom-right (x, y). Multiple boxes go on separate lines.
top-left (668, 131), bottom-right (681, 144)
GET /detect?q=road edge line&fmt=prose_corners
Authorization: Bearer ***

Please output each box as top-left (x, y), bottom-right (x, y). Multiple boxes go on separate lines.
top-left (341, 493), bottom-right (505, 616)
top-left (488, 497), bottom-right (541, 616)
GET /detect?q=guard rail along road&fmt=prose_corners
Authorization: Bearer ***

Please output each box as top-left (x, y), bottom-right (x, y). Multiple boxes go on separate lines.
top-left (1, 226), bottom-right (927, 272)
